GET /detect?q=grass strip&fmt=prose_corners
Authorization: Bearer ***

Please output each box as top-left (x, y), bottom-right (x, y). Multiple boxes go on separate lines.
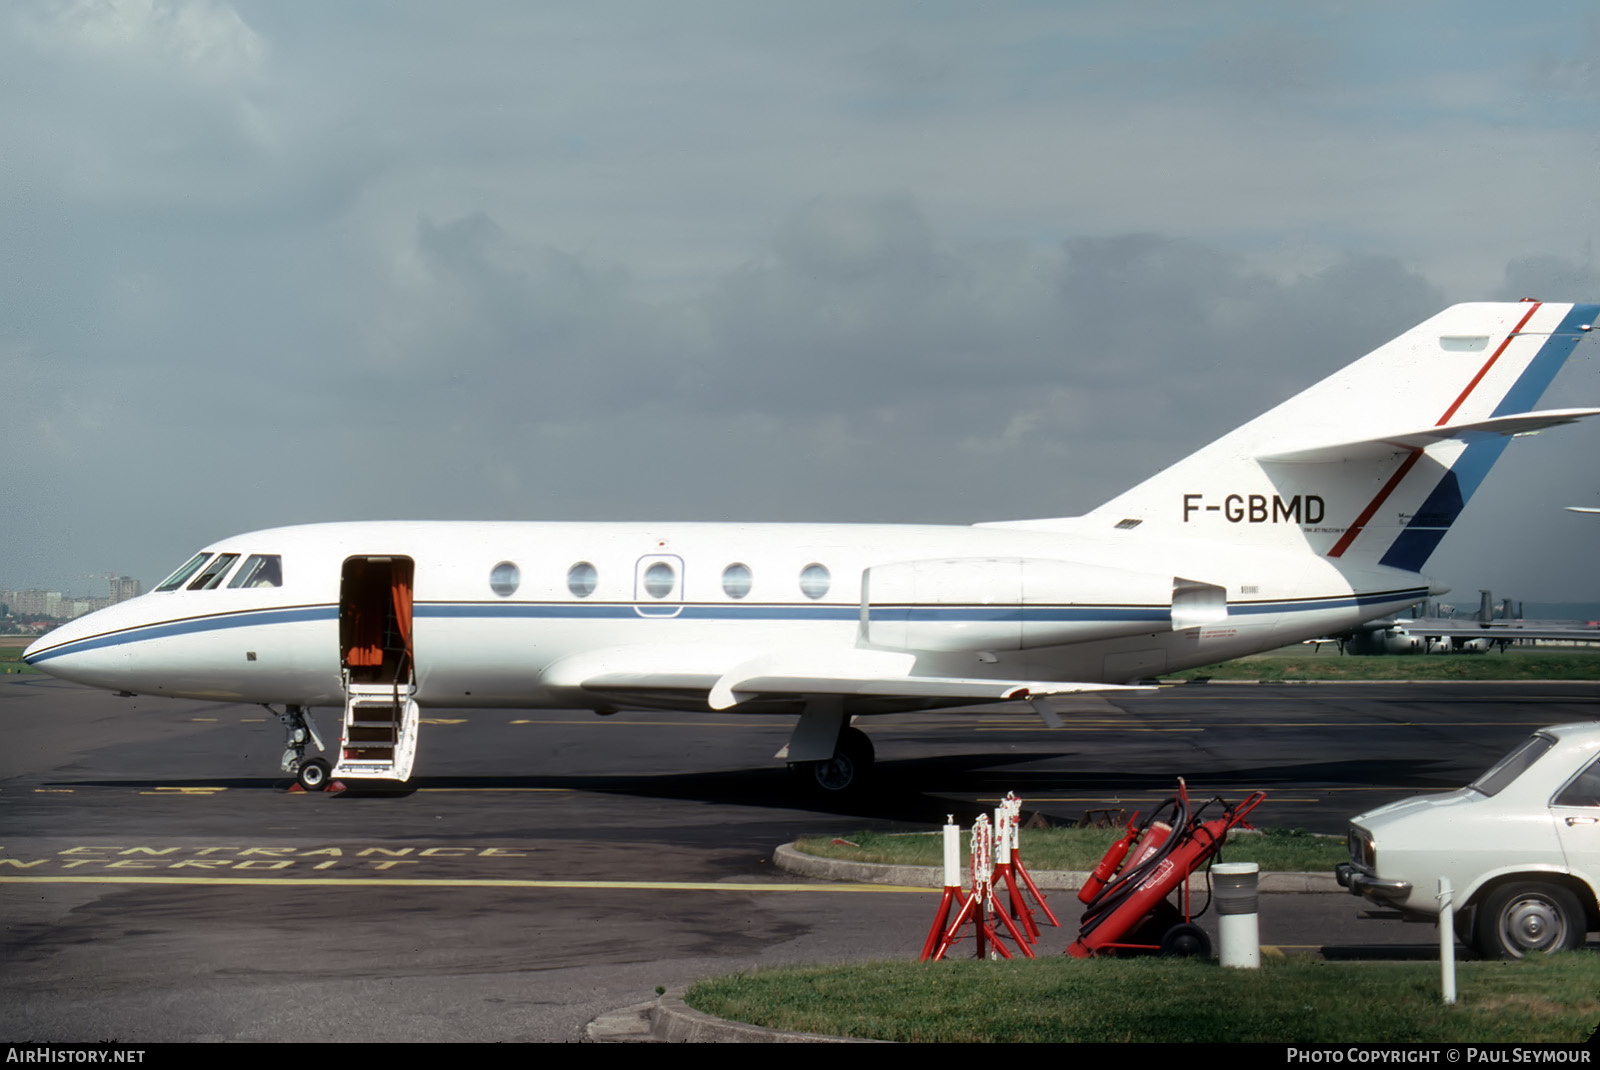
top-left (0, 638), bottom-right (39, 674)
top-left (688, 955), bottom-right (1600, 1043)
top-left (796, 826), bottom-right (1344, 874)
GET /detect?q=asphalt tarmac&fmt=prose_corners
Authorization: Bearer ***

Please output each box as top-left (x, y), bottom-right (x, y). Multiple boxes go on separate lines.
top-left (2, 674), bottom-right (1596, 1042)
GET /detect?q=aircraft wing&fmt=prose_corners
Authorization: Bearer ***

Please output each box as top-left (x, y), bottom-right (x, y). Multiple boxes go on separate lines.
top-left (549, 647), bottom-right (1150, 711)
top-left (1258, 408), bottom-right (1600, 463)
top-left (704, 671), bottom-right (1146, 711)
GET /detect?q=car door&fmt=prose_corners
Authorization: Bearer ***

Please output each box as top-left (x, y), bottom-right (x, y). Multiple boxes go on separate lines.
top-left (1551, 754), bottom-right (1600, 889)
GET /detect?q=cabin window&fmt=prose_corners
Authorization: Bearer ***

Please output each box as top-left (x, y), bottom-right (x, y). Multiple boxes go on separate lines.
top-left (642, 561), bottom-right (676, 599)
top-left (721, 563), bottom-right (753, 599)
top-left (156, 553), bottom-right (211, 592)
top-left (188, 553), bottom-right (240, 591)
top-left (228, 555), bottom-right (283, 589)
top-left (489, 561), bottom-right (520, 597)
top-left (798, 563), bottom-right (830, 600)
top-left (567, 562), bottom-right (598, 598)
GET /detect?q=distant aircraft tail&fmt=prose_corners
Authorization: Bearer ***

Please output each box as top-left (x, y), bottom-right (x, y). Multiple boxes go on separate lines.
top-left (1066, 301), bottom-right (1600, 571)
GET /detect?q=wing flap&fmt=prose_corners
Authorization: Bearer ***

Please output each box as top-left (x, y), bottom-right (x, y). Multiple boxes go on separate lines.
top-left (706, 647), bottom-right (1148, 710)
top-left (709, 673), bottom-right (1148, 711)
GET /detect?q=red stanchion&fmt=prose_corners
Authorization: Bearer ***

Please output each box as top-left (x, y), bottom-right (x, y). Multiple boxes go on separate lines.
top-left (991, 798), bottom-right (1038, 943)
top-left (930, 814), bottom-right (1035, 960)
top-left (1003, 793), bottom-right (1060, 929)
top-left (919, 816), bottom-right (963, 961)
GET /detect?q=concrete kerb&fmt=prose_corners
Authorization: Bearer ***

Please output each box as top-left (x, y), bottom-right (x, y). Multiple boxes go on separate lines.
top-left (771, 842), bottom-right (1341, 893)
top-left (586, 988), bottom-right (882, 1044)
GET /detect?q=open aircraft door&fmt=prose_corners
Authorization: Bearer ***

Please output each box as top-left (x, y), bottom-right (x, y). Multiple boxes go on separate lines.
top-left (333, 556), bottom-right (420, 782)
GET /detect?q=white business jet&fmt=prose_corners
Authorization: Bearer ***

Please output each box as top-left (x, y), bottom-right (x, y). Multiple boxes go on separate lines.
top-left (25, 301), bottom-right (1600, 794)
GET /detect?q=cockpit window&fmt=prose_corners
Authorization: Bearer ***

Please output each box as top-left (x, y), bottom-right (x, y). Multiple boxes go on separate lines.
top-left (156, 553), bottom-right (211, 592)
top-left (227, 555), bottom-right (283, 589)
top-left (188, 553), bottom-right (240, 591)
top-left (1470, 733), bottom-right (1555, 798)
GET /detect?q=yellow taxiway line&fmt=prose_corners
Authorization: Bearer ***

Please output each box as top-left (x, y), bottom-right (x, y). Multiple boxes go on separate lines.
top-left (0, 875), bottom-right (930, 892)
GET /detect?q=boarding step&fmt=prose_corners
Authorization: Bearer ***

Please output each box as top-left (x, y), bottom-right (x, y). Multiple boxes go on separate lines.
top-left (332, 687), bottom-right (420, 782)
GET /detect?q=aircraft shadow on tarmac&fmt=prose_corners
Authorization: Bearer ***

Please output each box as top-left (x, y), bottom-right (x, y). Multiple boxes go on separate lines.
top-left (51, 751), bottom-right (1467, 828)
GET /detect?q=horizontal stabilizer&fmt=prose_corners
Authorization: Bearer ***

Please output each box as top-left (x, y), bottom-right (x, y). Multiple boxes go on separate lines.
top-left (1258, 408), bottom-right (1600, 463)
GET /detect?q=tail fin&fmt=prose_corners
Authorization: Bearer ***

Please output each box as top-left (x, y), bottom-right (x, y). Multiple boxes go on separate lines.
top-left (1071, 301), bottom-right (1599, 570)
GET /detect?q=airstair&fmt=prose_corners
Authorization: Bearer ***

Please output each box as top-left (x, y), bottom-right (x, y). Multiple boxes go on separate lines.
top-left (332, 679), bottom-right (420, 782)
top-left (332, 554), bottom-right (419, 783)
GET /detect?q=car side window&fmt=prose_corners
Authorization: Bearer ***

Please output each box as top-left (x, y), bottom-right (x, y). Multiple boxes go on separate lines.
top-left (1555, 757), bottom-right (1600, 808)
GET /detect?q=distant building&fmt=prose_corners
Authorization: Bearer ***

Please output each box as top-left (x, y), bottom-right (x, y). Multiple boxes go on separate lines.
top-left (0, 576), bottom-right (139, 620)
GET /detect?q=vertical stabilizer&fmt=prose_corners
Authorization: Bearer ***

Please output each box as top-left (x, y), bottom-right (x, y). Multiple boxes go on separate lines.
top-left (1075, 301), bottom-right (1598, 570)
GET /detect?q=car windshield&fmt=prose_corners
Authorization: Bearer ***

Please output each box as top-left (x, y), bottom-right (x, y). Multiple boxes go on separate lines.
top-left (1470, 733), bottom-right (1556, 797)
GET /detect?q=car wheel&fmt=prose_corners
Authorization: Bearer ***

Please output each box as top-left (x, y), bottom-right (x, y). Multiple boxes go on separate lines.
top-left (1453, 906), bottom-right (1480, 955)
top-left (1475, 881), bottom-right (1585, 960)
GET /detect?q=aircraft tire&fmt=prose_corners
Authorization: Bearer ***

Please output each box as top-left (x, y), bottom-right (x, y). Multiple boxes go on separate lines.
top-left (791, 727), bottom-right (875, 796)
top-left (1475, 881), bottom-right (1585, 959)
top-left (296, 757), bottom-right (332, 792)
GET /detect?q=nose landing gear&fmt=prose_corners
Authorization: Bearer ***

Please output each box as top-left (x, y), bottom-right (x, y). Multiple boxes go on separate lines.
top-left (274, 704), bottom-right (330, 791)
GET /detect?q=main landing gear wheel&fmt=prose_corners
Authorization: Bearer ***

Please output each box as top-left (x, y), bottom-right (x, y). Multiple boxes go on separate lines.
top-left (296, 757), bottom-right (332, 792)
top-left (1476, 881), bottom-right (1585, 959)
top-left (791, 727), bottom-right (875, 796)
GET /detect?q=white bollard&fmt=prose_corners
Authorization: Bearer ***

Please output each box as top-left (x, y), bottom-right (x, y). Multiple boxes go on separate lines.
top-left (1438, 878), bottom-right (1456, 1005)
top-left (1213, 862), bottom-right (1260, 968)
top-left (943, 815), bottom-right (961, 890)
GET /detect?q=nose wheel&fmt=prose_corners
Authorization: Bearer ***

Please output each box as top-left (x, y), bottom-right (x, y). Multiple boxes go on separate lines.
top-left (295, 757), bottom-right (332, 791)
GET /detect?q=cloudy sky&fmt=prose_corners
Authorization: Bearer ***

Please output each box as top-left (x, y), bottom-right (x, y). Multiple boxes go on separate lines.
top-left (4, 0), bottom-right (1598, 603)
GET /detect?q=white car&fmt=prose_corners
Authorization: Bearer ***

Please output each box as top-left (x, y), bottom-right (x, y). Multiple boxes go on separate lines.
top-left (1336, 721), bottom-right (1600, 959)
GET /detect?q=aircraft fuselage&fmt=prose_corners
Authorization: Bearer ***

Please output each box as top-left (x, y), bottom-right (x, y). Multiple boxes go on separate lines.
top-left (25, 518), bottom-right (1432, 712)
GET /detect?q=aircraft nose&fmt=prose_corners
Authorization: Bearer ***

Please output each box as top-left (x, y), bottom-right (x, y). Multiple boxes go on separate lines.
top-left (22, 616), bottom-right (125, 688)
top-left (23, 626), bottom-right (75, 667)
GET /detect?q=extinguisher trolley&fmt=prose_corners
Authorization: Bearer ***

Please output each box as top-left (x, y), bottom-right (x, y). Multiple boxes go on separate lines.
top-left (1067, 780), bottom-right (1265, 958)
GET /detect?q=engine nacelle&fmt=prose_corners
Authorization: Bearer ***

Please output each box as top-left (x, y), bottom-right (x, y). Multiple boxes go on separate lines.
top-left (859, 557), bottom-right (1226, 652)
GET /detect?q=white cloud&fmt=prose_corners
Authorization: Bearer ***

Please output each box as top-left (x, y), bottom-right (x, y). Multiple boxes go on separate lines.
top-left (25, 0), bottom-right (265, 77)
top-left (4, 3), bottom-right (1598, 600)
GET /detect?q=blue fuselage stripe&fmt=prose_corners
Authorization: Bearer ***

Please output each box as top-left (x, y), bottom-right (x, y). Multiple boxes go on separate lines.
top-left (24, 588), bottom-right (1432, 663)
top-left (22, 605), bottom-right (337, 663)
